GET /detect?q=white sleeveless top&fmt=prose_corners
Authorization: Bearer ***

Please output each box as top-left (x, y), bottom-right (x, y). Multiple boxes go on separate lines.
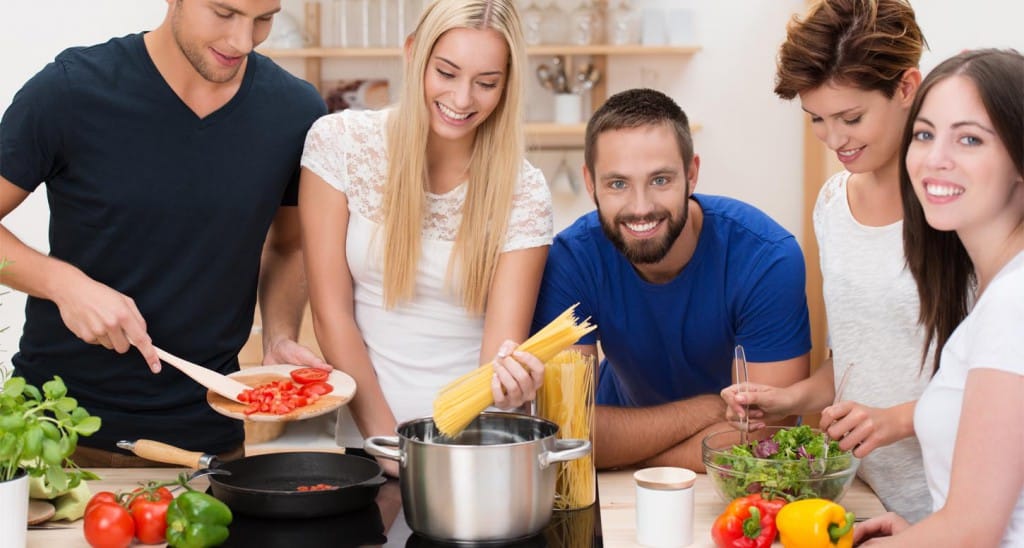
top-left (813, 171), bottom-right (933, 522)
top-left (301, 108), bottom-right (552, 446)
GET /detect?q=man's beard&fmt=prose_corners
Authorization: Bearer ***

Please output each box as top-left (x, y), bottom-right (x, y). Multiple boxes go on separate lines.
top-left (171, 6), bottom-right (243, 84)
top-left (595, 190), bottom-right (689, 265)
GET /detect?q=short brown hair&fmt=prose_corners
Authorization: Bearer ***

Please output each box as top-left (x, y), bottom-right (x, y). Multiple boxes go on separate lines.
top-left (584, 88), bottom-right (694, 177)
top-left (775, 0), bottom-right (926, 99)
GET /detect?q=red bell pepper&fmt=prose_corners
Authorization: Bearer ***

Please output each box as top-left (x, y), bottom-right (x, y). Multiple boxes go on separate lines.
top-left (712, 493), bottom-right (787, 548)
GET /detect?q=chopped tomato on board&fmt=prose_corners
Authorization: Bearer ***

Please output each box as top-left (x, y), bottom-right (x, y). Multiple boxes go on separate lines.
top-left (237, 379), bottom-right (321, 415)
top-left (300, 381), bottom-right (333, 397)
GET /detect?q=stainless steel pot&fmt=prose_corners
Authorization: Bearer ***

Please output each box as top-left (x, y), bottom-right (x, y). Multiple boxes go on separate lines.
top-left (364, 412), bottom-right (591, 544)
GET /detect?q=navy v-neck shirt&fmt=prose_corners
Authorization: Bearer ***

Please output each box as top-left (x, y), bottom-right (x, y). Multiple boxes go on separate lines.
top-left (0, 33), bottom-right (326, 452)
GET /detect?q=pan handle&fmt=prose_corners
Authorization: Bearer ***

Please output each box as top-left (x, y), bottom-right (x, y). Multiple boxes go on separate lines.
top-left (363, 436), bottom-right (404, 464)
top-left (538, 438), bottom-right (592, 468)
top-left (117, 439), bottom-right (216, 469)
top-left (352, 474), bottom-right (388, 489)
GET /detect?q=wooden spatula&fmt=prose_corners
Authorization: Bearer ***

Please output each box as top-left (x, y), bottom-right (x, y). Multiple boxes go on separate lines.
top-left (155, 346), bottom-right (249, 403)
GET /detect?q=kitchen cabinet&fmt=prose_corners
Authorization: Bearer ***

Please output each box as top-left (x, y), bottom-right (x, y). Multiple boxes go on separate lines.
top-left (258, 1), bottom-right (702, 149)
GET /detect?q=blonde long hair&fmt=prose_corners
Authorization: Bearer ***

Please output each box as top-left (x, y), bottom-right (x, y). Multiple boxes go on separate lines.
top-left (382, 0), bottom-right (526, 313)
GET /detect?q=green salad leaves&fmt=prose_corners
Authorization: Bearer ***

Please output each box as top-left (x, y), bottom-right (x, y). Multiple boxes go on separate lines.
top-left (708, 425), bottom-right (857, 502)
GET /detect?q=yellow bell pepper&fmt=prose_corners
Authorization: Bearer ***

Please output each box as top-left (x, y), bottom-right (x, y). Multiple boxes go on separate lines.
top-left (776, 499), bottom-right (855, 548)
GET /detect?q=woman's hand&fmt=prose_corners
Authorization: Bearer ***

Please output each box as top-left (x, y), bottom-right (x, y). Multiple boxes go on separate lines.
top-left (490, 339), bottom-right (544, 410)
top-left (719, 382), bottom-right (797, 431)
top-left (820, 402), bottom-right (899, 458)
top-left (377, 457), bottom-right (400, 479)
top-left (853, 512), bottom-right (909, 545)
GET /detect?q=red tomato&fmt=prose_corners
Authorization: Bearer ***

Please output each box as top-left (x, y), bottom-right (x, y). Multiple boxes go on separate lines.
top-left (85, 491), bottom-right (120, 517)
top-left (300, 381), bottom-right (333, 397)
top-left (290, 367), bottom-right (330, 384)
top-left (128, 486), bottom-right (174, 544)
top-left (84, 502), bottom-right (135, 548)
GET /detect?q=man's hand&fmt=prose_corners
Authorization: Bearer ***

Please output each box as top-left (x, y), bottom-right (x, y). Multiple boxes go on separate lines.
top-left (52, 275), bottom-right (159, 371)
top-left (262, 338), bottom-right (331, 370)
top-left (720, 382), bottom-right (797, 430)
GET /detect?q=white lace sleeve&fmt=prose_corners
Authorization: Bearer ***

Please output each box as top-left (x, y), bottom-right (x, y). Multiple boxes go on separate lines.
top-left (503, 160), bottom-right (553, 252)
top-left (299, 110), bottom-right (390, 222)
top-left (301, 113), bottom-right (350, 193)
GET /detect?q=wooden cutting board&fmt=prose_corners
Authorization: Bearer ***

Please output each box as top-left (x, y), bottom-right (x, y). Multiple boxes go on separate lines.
top-left (207, 365), bottom-right (355, 423)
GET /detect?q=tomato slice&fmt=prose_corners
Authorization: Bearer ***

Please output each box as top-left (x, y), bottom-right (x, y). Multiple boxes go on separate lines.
top-left (290, 367), bottom-right (330, 384)
top-left (300, 381), bottom-right (333, 397)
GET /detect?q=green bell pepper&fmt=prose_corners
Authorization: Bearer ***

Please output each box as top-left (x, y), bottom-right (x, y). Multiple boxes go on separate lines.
top-left (165, 490), bottom-right (232, 548)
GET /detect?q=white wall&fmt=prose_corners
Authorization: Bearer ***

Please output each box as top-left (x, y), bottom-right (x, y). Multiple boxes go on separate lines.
top-left (1, 0), bottom-right (1022, 362)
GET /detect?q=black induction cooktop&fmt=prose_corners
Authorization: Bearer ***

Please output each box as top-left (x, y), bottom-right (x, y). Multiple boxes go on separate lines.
top-left (215, 479), bottom-right (603, 547)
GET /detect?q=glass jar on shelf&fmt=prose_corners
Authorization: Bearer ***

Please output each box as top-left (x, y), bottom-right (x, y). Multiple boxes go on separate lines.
top-left (521, 0), bottom-right (544, 46)
top-left (539, 0), bottom-right (568, 45)
top-left (569, 0), bottom-right (603, 45)
top-left (606, 0), bottom-right (640, 45)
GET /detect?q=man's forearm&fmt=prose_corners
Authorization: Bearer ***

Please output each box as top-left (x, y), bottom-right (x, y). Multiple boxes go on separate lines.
top-left (640, 422), bottom-right (726, 472)
top-left (258, 240), bottom-right (306, 350)
top-left (595, 394), bottom-right (725, 469)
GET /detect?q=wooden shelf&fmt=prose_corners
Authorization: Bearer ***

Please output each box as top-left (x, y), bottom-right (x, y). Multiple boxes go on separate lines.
top-left (525, 122), bottom-right (702, 150)
top-left (269, 2), bottom-right (703, 150)
top-left (259, 44), bottom-right (702, 59)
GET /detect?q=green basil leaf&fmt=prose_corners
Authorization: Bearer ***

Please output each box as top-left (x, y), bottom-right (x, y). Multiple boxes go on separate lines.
top-left (41, 438), bottom-right (63, 466)
top-left (2, 377), bottom-right (26, 398)
top-left (42, 378), bottom-right (68, 400)
top-left (22, 425), bottom-right (44, 461)
top-left (44, 465), bottom-right (69, 493)
top-left (39, 421), bottom-right (61, 440)
top-left (23, 384), bottom-right (42, 402)
top-left (55, 397), bottom-right (78, 413)
top-left (74, 417), bottom-right (102, 436)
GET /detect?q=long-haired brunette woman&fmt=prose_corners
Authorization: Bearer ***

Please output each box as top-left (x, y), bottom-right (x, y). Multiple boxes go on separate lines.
top-left (856, 48), bottom-right (1024, 547)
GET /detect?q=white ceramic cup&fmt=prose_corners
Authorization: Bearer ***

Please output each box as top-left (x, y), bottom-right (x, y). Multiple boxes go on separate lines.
top-left (634, 466), bottom-right (697, 547)
top-left (553, 93), bottom-right (582, 124)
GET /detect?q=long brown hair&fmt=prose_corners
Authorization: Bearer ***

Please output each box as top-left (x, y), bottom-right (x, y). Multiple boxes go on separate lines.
top-left (901, 49), bottom-right (1024, 373)
top-left (382, 0), bottom-right (526, 313)
top-left (775, 0), bottom-right (925, 99)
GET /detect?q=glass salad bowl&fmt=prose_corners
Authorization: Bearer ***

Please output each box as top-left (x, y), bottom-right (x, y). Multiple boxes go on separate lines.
top-left (702, 425), bottom-right (860, 503)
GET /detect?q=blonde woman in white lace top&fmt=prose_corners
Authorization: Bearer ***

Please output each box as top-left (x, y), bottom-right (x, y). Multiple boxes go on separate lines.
top-left (297, 0), bottom-right (552, 475)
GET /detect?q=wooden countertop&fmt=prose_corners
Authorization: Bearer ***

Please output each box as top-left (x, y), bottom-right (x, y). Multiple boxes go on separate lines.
top-left (27, 467), bottom-right (884, 547)
top-left (598, 470), bottom-right (884, 547)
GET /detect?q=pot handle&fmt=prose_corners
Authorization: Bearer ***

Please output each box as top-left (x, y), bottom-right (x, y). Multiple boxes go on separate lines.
top-left (539, 438), bottom-right (592, 468)
top-left (363, 436), bottom-right (404, 464)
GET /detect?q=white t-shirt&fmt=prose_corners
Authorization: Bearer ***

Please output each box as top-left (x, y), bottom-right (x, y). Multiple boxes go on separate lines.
top-left (915, 251), bottom-right (1024, 546)
top-left (301, 108), bottom-right (553, 446)
top-left (813, 171), bottom-right (933, 521)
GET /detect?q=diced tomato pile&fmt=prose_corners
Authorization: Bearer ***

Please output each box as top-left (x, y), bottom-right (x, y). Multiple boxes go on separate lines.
top-left (295, 483), bottom-right (339, 492)
top-left (236, 368), bottom-right (334, 415)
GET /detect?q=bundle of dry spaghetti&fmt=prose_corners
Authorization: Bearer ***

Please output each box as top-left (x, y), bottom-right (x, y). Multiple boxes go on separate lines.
top-left (538, 349), bottom-right (596, 510)
top-left (432, 304), bottom-right (596, 437)
top-left (542, 502), bottom-right (596, 546)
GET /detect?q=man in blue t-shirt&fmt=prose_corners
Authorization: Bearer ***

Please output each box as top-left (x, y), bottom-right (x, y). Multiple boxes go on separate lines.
top-left (533, 89), bottom-right (811, 471)
top-left (0, 0), bottom-right (329, 463)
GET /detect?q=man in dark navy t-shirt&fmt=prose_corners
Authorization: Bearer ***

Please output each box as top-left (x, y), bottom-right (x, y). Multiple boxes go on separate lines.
top-left (0, 0), bottom-right (329, 461)
top-left (532, 89), bottom-right (811, 471)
